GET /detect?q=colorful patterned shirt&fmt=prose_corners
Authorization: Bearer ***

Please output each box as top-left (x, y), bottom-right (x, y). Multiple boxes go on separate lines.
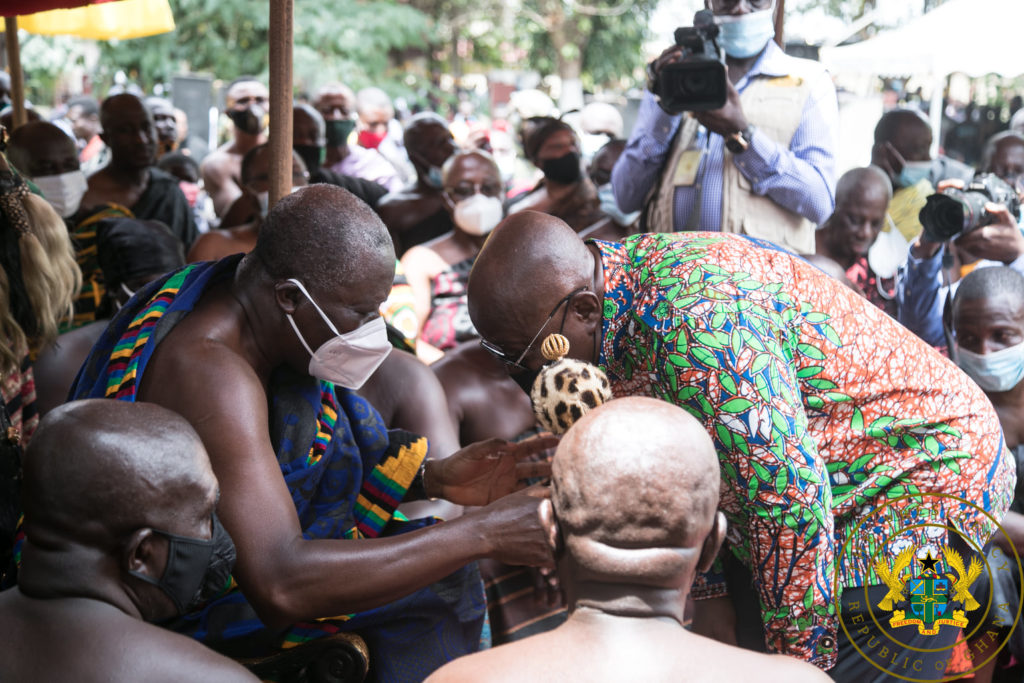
top-left (593, 233), bottom-right (1015, 669)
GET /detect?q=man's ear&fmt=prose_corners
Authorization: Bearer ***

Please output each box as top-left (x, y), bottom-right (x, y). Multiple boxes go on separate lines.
top-left (570, 290), bottom-right (602, 327)
top-left (123, 528), bottom-right (163, 579)
top-left (697, 511), bottom-right (726, 574)
top-left (274, 280), bottom-right (303, 316)
top-left (538, 498), bottom-right (563, 556)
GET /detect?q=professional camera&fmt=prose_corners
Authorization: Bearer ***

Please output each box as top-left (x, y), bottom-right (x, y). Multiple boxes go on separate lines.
top-left (649, 10), bottom-right (727, 115)
top-left (919, 173), bottom-right (1022, 242)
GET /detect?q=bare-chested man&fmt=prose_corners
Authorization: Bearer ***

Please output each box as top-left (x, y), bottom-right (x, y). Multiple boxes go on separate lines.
top-left (376, 112), bottom-right (457, 254)
top-left (428, 397), bottom-right (830, 683)
top-left (200, 77), bottom-right (268, 217)
top-left (70, 185), bottom-right (556, 681)
top-left (0, 399), bottom-right (256, 682)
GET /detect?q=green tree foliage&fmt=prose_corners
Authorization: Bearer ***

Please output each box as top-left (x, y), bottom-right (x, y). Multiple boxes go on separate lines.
top-left (517, 0), bottom-right (659, 93)
top-left (96, 0), bottom-right (430, 93)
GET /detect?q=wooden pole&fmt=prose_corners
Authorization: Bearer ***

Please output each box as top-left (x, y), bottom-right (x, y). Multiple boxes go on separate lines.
top-left (3, 17), bottom-right (26, 130)
top-left (773, 0), bottom-right (785, 48)
top-left (268, 0), bottom-right (293, 208)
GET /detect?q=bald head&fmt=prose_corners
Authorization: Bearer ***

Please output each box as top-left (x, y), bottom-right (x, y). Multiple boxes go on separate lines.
top-left (22, 400), bottom-right (214, 540)
top-left (835, 166), bottom-right (892, 207)
top-left (100, 93), bottom-right (148, 130)
top-left (468, 211), bottom-right (592, 341)
top-left (355, 87), bottom-right (393, 117)
top-left (7, 121), bottom-right (78, 179)
top-left (552, 397), bottom-right (720, 583)
top-left (252, 184), bottom-right (394, 294)
top-left (983, 131), bottom-right (1024, 183)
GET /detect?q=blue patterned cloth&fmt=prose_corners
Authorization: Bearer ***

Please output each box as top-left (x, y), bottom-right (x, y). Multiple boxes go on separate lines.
top-left (611, 40), bottom-right (838, 231)
top-left (69, 256), bottom-right (487, 683)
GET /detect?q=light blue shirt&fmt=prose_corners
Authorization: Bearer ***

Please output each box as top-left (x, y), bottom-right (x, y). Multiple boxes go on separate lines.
top-left (612, 41), bottom-right (839, 231)
top-left (898, 244), bottom-right (1024, 348)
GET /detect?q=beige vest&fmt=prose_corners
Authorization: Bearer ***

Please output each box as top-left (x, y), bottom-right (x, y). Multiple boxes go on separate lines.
top-left (643, 68), bottom-right (818, 254)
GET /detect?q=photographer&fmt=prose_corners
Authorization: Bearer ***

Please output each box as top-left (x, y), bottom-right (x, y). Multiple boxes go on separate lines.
top-left (611, 0), bottom-right (838, 253)
top-left (899, 162), bottom-right (1024, 350)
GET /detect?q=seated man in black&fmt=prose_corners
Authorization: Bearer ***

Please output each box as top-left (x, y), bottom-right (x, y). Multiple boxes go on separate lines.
top-left (292, 102), bottom-right (389, 209)
top-left (80, 93), bottom-right (197, 249)
top-left (0, 399), bottom-right (256, 682)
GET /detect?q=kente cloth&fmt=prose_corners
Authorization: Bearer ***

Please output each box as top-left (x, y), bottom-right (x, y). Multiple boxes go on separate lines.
top-left (63, 203), bottom-right (133, 332)
top-left (845, 256), bottom-right (897, 318)
top-left (421, 256), bottom-right (478, 351)
top-left (68, 256), bottom-right (487, 683)
top-left (592, 233), bottom-right (1015, 669)
top-left (131, 167), bottom-right (198, 249)
top-left (381, 260), bottom-right (419, 342)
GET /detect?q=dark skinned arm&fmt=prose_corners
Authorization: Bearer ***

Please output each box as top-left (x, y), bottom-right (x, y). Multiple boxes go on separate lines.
top-left (138, 344), bottom-right (553, 628)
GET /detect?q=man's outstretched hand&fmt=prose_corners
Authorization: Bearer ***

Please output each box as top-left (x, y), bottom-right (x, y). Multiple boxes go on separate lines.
top-left (427, 434), bottom-right (558, 506)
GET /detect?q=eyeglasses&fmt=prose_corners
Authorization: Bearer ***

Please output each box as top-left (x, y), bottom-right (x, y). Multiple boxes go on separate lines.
top-left (710, 0), bottom-right (773, 12)
top-left (479, 286), bottom-right (587, 371)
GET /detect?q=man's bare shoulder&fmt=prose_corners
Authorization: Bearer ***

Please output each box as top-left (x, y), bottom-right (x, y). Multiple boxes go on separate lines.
top-left (200, 146), bottom-right (240, 174)
top-left (0, 593), bottom-right (257, 682)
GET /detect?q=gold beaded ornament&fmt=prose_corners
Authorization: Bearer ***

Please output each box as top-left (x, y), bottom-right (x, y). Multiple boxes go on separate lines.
top-left (529, 333), bottom-right (613, 435)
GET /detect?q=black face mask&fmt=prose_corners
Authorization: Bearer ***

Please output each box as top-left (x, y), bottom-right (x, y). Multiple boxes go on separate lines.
top-left (541, 151), bottom-right (582, 185)
top-left (227, 105), bottom-right (266, 136)
top-left (325, 118), bottom-right (356, 148)
top-left (130, 511), bottom-right (237, 616)
top-left (294, 144), bottom-right (325, 173)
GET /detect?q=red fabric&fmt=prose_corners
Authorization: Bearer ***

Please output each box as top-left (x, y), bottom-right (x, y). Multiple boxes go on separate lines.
top-left (3, 0), bottom-right (116, 17)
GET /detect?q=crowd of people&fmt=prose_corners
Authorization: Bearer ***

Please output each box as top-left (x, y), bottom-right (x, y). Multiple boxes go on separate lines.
top-left (2, 0), bottom-right (1024, 681)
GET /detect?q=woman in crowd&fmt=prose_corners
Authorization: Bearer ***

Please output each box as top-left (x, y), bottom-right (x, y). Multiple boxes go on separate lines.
top-left (400, 149), bottom-right (505, 362)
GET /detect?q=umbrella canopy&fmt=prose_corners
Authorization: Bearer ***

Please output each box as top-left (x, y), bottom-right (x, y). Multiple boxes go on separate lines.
top-left (2, 0), bottom-right (174, 39)
top-left (2, 0), bottom-right (113, 15)
top-left (820, 0), bottom-right (1024, 78)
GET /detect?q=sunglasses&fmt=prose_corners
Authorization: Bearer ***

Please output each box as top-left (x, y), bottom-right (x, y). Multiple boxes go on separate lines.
top-left (479, 286), bottom-right (587, 372)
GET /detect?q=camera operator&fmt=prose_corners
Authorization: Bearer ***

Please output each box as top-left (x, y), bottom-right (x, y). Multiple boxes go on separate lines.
top-left (899, 165), bottom-right (1024, 350)
top-left (611, 0), bottom-right (838, 254)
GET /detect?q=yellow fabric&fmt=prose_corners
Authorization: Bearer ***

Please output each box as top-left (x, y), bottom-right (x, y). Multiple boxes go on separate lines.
top-left (8, 0), bottom-right (174, 39)
top-left (886, 179), bottom-right (934, 243)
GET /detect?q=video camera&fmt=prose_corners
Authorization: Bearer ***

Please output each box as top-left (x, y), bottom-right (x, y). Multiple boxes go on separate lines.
top-left (918, 173), bottom-right (1022, 242)
top-left (649, 10), bottom-right (728, 115)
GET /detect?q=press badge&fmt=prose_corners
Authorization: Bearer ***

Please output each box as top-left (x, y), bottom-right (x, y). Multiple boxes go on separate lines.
top-left (673, 149), bottom-right (703, 187)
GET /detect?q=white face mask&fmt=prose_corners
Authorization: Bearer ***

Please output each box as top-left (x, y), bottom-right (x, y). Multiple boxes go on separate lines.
top-left (257, 191), bottom-right (269, 218)
top-left (33, 170), bottom-right (88, 218)
top-left (283, 278), bottom-right (391, 389)
top-left (453, 193), bottom-right (503, 236)
top-left (956, 341), bottom-right (1024, 393)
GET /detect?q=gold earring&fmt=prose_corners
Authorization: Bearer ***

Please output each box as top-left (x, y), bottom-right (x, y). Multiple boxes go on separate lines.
top-left (541, 333), bottom-right (570, 362)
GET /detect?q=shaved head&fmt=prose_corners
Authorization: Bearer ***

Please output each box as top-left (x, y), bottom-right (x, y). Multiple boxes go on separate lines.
top-left (468, 211), bottom-right (592, 343)
top-left (252, 184), bottom-right (395, 294)
top-left (552, 397), bottom-right (720, 584)
top-left (835, 166), bottom-right (892, 206)
top-left (22, 400), bottom-right (214, 541)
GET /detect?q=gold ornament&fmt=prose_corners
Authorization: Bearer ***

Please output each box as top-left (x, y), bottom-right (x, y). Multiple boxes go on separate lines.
top-left (540, 333), bottom-right (570, 362)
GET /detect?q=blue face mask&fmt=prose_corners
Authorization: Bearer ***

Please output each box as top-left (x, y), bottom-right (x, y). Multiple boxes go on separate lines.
top-left (425, 165), bottom-right (444, 189)
top-left (896, 161), bottom-right (932, 189)
top-left (715, 7), bottom-right (775, 59)
top-left (598, 183), bottom-right (640, 227)
top-left (956, 342), bottom-right (1024, 393)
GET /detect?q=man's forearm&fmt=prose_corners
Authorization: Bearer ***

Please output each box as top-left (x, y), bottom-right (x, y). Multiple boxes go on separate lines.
top-left (733, 129), bottom-right (835, 224)
top-left (897, 244), bottom-right (946, 348)
top-left (238, 509), bottom-right (501, 628)
top-left (611, 92), bottom-right (681, 214)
